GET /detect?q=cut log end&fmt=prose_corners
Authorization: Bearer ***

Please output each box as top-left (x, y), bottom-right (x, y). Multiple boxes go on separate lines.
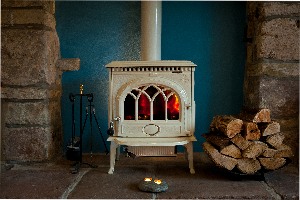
top-left (239, 108), bottom-right (271, 123)
top-left (231, 134), bottom-right (253, 150)
top-left (266, 133), bottom-right (285, 149)
top-left (203, 142), bottom-right (238, 171)
top-left (210, 116), bottom-right (243, 138)
top-left (253, 108), bottom-right (271, 123)
top-left (243, 121), bottom-right (261, 140)
top-left (220, 144), bottom-right (242, 159)
top-left (202, 133), bottom-right (231, 149)
top-left (237, 158), bottom-right (261, 174)
top-left (259, 158), bottom-right (286, 170)
top-left (242, 141), bottom-right (268, 159)
top-left (260, 121), bottom-right (280, 136)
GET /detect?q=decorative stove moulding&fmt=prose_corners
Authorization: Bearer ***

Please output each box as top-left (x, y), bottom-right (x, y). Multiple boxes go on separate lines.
top-left (106, 60), bottom-right (197, 174)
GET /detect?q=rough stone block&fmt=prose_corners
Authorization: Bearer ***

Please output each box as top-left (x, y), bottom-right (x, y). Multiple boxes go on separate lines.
top-left (243, 76), bottom-right (299, 118)
top-left (1, 87), bottom-right (60, 100)
top-left (261, 18), bottom-right (299, 37)
top-left (40, 30), bottom-right (60, 85)
top-left (247, 2), bottom-right (262, 17)
top-left (49, 100), bottom-right (62, 127)
top-left (257, 18), bottom-right (299, 61)
top-left (4, 101), bottom-right (50, 125)
top-left (1, 29), bottom-right (60, 86)
top-left (243, 76), bottom-right (260, 110)
top-left (246, 45), bottom-right (254, 64)
top-left (261, 2), bottom-right (300, 17)
top-left (259, 76), bottom-right (299, 118)
top-left (1, 87), bottom-right (47, 100)
top-left (246, 63), bottom-right (299, 77)
top-left (275, 117), bottom-right (299, 131)
top-left (2, 127), bottom-right (52, 161)
top-left (3, 98), bottom-right (61, 122)
top-left (246, 20), bottom-right (257, 39)
top-left (56, 58), bottom-right (81, 72)
top-left (1, 0), bottom-right (55, 14)
top-left (259, 76), bottom-right (299, 117)
top-left (1, 9), bottom-right (56, 30)
top-left (281, 129), bottom-right (299, 162)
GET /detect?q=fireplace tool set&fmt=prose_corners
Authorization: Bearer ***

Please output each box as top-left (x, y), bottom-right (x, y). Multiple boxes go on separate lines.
top-left (66, 84), bottom-right (108, 174)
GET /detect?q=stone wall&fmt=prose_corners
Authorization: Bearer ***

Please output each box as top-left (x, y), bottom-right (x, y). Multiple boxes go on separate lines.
top-left (1, 0), bottom-right (79, 162)
top-left (244, 2), bottom-right (299, 163)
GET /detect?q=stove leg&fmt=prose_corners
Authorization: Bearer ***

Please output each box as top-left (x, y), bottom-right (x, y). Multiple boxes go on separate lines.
top-left (108, 141), bottom-right (119, 174)
top-left (116, 146), bottom-right (121, 161)
top-left (184, 142), bottom-right (195, 174)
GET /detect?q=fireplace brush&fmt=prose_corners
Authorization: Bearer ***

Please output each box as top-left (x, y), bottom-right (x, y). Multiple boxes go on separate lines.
top-left (66, 93), bottom-right (80, 161)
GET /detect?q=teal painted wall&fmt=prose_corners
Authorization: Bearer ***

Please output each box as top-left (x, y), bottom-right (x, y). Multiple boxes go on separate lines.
top-left (56, 1), bottom-right (246, 153)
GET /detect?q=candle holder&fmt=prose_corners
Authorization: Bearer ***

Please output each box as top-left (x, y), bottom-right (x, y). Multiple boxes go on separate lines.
top-left (138, 177), bottom-right (168, 193)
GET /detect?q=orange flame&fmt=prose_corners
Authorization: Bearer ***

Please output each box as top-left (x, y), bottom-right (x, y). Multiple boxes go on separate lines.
top-left (144, 177), bottom-right (152, 182)
top-left (154, 179), bottom-right (162, 184)
top-left (173, 95), bottom-right (180, 112)
top-left (167, 94), bottom-right (180, 119)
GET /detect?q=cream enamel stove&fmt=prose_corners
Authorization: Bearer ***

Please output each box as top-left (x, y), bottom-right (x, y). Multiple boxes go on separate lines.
top-left (106, 60), bottom-right (197, 174)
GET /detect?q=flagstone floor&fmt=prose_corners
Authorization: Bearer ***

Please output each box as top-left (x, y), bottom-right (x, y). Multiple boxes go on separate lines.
top-left (0, 153), bottom-right (298, 199)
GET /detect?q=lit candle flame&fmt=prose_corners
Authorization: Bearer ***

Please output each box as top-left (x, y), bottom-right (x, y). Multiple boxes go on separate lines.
top-left (154, 179), bottom-right (162, 184)
top-left (144, 177), bottom-right (152, 182)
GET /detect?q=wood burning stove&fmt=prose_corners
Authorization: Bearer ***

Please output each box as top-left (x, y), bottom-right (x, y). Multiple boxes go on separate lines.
top-left (106, 60), bottom-right (197, 174)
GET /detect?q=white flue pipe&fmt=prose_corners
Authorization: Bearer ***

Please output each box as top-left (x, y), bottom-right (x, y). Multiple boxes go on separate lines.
top-left (141, 1), bottom-right (162, 61)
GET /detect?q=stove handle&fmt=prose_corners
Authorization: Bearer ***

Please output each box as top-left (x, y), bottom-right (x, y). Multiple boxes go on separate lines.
top-left (114, 116), bottom-right (121, 121)
top-left (107, 117), bottom-right (121, 136)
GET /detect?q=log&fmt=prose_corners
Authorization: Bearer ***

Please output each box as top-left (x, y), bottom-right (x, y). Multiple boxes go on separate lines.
top-left (274, 144), bottom-right (294, 158)
top-left (266, 133), bottom-right (285, 149)
top-left (259, 158), bottom-right (286, 170)
top-left (253, 109), bottom-right (271, 123)
top-left (202, 133), bottom-right (231, 149)
top-left (231, 134), bottom-right (253, 150)
top-left (210, 115), bottom-right (243, 138)
top-left (204, 110), bottom-right (293, 174)
top-left (239, 108), bottom-right (271, 123)
top-left (202, 142), bottom-right (238, 171)
top-left (237, 158), bottom-right (261, 174)
top-left (242, 141), bottom-right (268, 158)
top-left (243, 121), bottom-right (261, 140)
top-left (262, 147), bottom-right (277, 157)
top-left (220, 144), bottom-right (242, 158)
top-left (262, 145), bottom-right (293, 158)
top-left (258, 121), bottom-right (280, 136)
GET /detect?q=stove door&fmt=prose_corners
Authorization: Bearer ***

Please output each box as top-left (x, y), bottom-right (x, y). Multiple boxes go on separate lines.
top-left (115, 78), bottom-right (192, 137)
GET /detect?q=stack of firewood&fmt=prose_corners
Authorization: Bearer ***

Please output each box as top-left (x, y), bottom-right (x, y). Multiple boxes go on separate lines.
top-left (202, 109), bottom-right (293, 174)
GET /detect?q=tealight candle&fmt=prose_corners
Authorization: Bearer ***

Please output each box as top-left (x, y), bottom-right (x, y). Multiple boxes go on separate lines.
top-left (139, 177), bottom-right (168, 192)
top-left (144, 177), bottom-right (152, 182)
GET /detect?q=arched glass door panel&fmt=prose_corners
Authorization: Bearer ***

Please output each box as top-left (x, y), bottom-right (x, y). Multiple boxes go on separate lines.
top-left (138, 93), bottom-right (150, 120)
top-left (153, 93), bottom-right (165, 120)
top-left (124, 94), bottom-right (135, 120)
top-left (124, 84), bottom-right (180, 121)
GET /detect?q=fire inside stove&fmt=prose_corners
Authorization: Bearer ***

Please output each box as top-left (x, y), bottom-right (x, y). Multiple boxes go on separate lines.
top-left (124, 85), bottom-right (180, 121)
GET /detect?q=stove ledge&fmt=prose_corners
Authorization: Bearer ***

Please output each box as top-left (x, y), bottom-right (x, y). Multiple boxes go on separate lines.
top-left (107, 136), bottom-right (197, 146)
